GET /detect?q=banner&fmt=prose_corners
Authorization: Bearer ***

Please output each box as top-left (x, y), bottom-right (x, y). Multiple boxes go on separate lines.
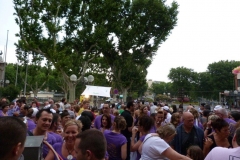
top-left (81, 85), bottom-right (111, 97)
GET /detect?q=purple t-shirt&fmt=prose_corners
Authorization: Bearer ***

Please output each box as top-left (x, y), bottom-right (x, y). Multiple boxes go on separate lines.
top-left (27, 118), bottom-right (36, 131)
top-left (136, 135), bottom-right (147, 160)
top-left (104, 130), bottom-right (127, 160)
top-left (53, 142), bottom-right (76, 160)
top-left (94, 114), bottom-right (115, 129)
top-left (49, 132), bottom-right (63, 143)
top-left (149, 125), bottom-right (157, 133)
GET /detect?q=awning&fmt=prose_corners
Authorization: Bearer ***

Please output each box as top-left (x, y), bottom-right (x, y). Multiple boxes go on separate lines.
top-left (81, 85), bottom-right (111, 97)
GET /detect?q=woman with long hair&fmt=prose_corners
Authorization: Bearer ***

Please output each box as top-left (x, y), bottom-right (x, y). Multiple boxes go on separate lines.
top-left (45, 119), bottom-right (82, 160)
top-left (104, 116), bottom-right (127, 160)
top-left (139, 105), bottom-right (149, 118)
top-left (100, 114), bottom-right (112, 133)
top-left (170, 112), bottom-right (181, 129)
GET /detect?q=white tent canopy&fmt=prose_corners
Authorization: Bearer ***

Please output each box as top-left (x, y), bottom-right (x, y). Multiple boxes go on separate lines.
top-left (81, 85), bottom-right (111, 97)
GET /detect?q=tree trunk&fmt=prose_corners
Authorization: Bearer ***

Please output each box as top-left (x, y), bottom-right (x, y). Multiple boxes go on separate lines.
top-left (68, 82), bottom-right (76, 103)
top-left (122, 88), bottom-right (128, 102)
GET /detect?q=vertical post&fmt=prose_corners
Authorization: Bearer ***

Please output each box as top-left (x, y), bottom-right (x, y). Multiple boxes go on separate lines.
top-left (15, 61), bottom-right (18, 86)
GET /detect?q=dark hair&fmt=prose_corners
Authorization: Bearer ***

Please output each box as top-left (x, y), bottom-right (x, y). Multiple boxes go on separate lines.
top-left (138, 116), bottom-right (154, 132)
top-left (126, 101), bottom-right (133, 109)
top-left (61, 98), bottom-right (66, 103)
top-left (1, 103), bottom-right (9, 110)
top-left (203, 110), bottom-right (211, 117)
top-left (114, 116), bottom-right (126, 130)
top-left (187, 145), bottom-right (204, 160)
top-left (204, 105), bottom-right (211, 110)
top-left (81, 111), bottom-right (94, 122)
top-left (36, 108), bottom-right (53, 119)
top-left (78, 116), bottom-right (91, 132)
top-left (101, 114), bottom-right (112, 129)
top-left (60, 110), bottom-right (70, 119)
top-left (50, 113), bottom-right (60, 129)
top-left (230, 111), bottom-right (240, 122)
top-left (112, 103), bottom-right (115, 108)
top-left (0, 117), bottom-right (27, 158)
top-left (211, 118), bottom-right (229, 132)
top-left (76, 129), bottom-right (106, 159)
top-left (235, 127), bottom-right (240, 146)
top-left (171, 105), bottom-right (177, 113)
top-left (153, 102), bottom-right (157, 106)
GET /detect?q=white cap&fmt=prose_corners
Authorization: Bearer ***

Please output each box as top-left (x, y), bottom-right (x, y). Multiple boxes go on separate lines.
top-left (163, 106), bottom-right (170, 111)
top-left (214, 105), bottom-right (222, 111)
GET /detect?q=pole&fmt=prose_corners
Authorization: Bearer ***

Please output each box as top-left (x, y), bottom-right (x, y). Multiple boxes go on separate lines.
top-left (2, 30), bottom-right (9, 87)
top-left (23, 55), bottom-right (29, 96)
top-left (15, 60), bottom-right (19, 86)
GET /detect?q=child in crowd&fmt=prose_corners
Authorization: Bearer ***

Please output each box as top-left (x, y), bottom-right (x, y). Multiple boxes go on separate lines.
top-left (187, 145), bottom-right (204, 160)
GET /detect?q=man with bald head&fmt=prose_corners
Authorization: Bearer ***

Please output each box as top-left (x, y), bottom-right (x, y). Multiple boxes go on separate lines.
top-left (171, 112), bottom-right (204, 155)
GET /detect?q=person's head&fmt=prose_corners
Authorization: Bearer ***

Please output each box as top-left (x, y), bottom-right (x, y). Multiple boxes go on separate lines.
top-left (0, 117), bottom-right (27, 160)
top-left (170, 112), bottom-right (181, 127)
top-left (31, 101), bottom-right (37, 108)
top-left (35, 108), bottom-right (53, 132)
top-left (82, 101), bottom-right (90, 110)
top-left (182, 112), bottom-right (194, 129)
top-left (113, 110), bottom-right (119, 117)
top-left (229, 111), bottom-right (240, 122)
top-left (157, 124), bottom-right (176, 143)
top-left (101, 114), bottom-right (112, 129)
top-left (211, 118), bottom-right (229, 137)
top-left (78, 116), bottom-right (91, 132)
top-left (138, 115), bottom-right (154, 133)
top-left (171, 105), bottom-right (177, 113)
top-left (139, 105), bottom-right (148, 117)
top-left (189, 108), bottom-right (199, 119)
top-left (203, 109), bottom-right (211, 117)
top-left (113, 116), bottom-right (126, 131)
top-left (155, 110), bottom-right (164, 125)
top-left (163, 106), bottom-right (170, 115)
top-left (1, 103), bottom-right (9, 113)
top-left (200, 103), bottom-right (205, 111)
top-left (214, 108), bottom-right (228, 119)
top-left (61, 98), bottom-right (66, 103)
top-left (20, 104), bottom-right (30, 116)
top-left (49, 113), bottom-right (61, 131)
top-left (75, 129), bottom-right (106, 160)
top-left (81, 111), bottom-right (94, 122)
top-left (126, 101), bottom-right (134, 112)
top-left (204, 104), bottom-right (211, 111)
top-left (232, 127), bottom-right (240, 147)
top-left (60, 110), bottom-right (71, 127)
top-left (102, 103), bottom-right (110, 115)
top-left (64, 119), bottom-right (82, 145)
top-left (0, 97), bottom-right (7, 102)
top-left (186, 145), bottom-right (204, 160)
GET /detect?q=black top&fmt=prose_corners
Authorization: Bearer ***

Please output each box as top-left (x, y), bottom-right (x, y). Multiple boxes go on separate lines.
top-left (121, 110), bottom-right (133, 139)
top-left (208, 134), bottom-right (233, 151)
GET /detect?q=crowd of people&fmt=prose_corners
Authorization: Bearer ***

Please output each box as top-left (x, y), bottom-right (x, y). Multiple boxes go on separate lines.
top-left (1, 97), bottom-right (240, 160)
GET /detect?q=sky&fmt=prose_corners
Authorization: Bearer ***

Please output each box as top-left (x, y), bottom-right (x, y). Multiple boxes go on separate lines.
top-left (0, 0), bottom-right (240, 82)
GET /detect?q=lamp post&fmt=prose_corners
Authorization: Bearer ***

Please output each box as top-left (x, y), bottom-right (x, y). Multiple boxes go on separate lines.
top-left (0, 79), bottom-right (10, 87)
top-left (69, 74), bottom-right (77, 103)
top-left (84, 75), bottom-right (94, 105)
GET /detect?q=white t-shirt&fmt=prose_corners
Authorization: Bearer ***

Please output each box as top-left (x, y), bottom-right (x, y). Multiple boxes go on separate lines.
top-left (141, 134), bottom-right (169, 160)
top-left (205, 147), bottom-right (240, 160)
top-left (150, 105), bottom-right (158, 114)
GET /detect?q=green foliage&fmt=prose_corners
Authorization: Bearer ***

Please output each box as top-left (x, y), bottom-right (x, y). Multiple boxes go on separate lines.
top-left (155, 94), bottom-right (171, 102)
top-left (0, 84), bottom-right (20, 101)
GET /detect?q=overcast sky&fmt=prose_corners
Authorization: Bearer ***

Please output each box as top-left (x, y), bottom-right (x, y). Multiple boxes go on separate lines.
top-left (0, 0), bottom-right (240, 82)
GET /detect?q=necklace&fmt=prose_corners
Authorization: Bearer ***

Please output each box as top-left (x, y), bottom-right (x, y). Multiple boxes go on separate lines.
top-left (65, 143), bottom-right (74, 160)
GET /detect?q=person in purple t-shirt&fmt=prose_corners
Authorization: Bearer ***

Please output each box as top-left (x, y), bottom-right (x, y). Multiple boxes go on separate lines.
top-left (45, 119), bottom-right (82, 160)
top-left (94, 103), bottom-right (115, 129)
top-left (28, 108), bottom-right (56, 158)
top-left (100, 114), bottom-right (112, 133)
top-left (131, 116), bottom-right (154, 160)
top-left (104, 116), bottom-right (127, 160)
top-left (48, 113), bottom-right (63, 143)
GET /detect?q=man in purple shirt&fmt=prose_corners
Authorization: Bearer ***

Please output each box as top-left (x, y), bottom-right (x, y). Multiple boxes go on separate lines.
top-left (94, 103), bottom-right (115, 129)
top-left (28, 108), bottom-right (56, 158)
top-left (214, 107), bottom-right (236, 137)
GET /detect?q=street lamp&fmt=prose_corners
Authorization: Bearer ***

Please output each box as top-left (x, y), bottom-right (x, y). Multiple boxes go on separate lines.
top-left (69, 74), bottom-right (77, 103)
top-left (84, 75), bottom-right (94, 106)
top-left (0, 79), bottom-right (10, 87)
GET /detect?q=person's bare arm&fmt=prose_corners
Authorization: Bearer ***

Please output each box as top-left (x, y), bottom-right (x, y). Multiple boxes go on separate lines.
top-left (161, 147), bottom-right (192, 160)
top-left (44, 150), bottom-right (55, 160)
top-left (121, 143), bottom-right (127, 160)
